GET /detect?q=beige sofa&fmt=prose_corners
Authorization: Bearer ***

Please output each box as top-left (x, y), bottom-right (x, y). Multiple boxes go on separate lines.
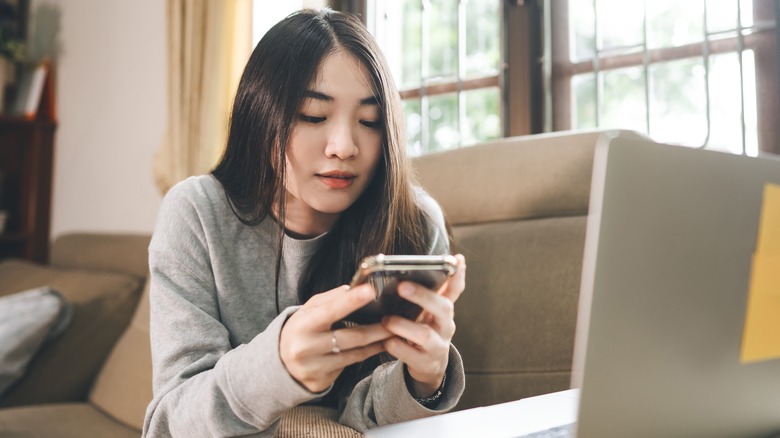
top-left (0, 129), bottom-right (611, 436)
top-left (0, 234), bottom-right (152, 437)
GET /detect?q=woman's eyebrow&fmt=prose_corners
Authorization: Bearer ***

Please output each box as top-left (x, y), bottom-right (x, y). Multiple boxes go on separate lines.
top-left (303, 90), bottom-right (378, 106)
top-left (304, 90), bottom-right (332, 101)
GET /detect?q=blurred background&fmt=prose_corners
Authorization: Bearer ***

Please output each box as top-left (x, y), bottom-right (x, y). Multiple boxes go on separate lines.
top-left (0, 0), bottom-right (776, 260)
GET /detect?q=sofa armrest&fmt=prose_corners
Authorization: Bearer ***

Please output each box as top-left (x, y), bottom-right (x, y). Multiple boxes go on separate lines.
top-left (0, 260), bottom-right (143, 406)
top-left (49, 233), bottom-right (152, 279)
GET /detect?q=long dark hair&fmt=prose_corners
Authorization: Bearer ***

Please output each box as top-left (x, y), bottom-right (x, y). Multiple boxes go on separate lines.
top-left (212, 9), bottom-right (435, 306)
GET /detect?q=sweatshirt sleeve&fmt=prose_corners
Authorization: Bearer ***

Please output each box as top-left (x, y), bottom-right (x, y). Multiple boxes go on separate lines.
top-left (338, 345), bottom-right (465, 432)
top-left (142, 184), bottom-right (327, 438)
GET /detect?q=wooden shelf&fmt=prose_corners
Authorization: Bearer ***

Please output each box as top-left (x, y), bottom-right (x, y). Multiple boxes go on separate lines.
top-left (0, 117), bottom-right (56, 263)
top-left (0, 232), bottom-right (30, 242)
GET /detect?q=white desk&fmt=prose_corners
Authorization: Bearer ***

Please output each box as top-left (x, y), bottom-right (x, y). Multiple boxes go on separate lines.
top-left (365, 389), bottom-right (580, 438)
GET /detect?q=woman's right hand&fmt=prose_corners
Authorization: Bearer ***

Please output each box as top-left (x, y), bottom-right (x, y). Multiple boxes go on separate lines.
top-left (279, 284), bottom-right (393, 392)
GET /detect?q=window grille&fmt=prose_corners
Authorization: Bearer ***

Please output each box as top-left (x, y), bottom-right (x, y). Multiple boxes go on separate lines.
top-left (550, 0), bottom-right (778, 156)
top-left (369, 0), bottom-right (502, 155)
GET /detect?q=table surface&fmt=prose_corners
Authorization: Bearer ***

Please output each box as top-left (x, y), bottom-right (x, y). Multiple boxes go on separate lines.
top-left (365, 388), bottom-right (580, 438)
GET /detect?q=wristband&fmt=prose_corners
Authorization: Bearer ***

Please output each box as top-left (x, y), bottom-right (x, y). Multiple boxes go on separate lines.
top-left (414, 372), bottom-right (446, 408)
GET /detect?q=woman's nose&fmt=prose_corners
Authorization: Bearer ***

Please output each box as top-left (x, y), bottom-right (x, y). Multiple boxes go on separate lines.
top-left (324, 121), bottom-right (358, 160)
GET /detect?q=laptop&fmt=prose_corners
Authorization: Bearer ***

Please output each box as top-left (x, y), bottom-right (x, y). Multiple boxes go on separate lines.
top-left (366, 132), bottom-right (780, 437)
top-left (571, 131), bottom-right (780, 437)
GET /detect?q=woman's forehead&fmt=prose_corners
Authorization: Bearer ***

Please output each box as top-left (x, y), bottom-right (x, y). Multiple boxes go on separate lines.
top-left (308, 51), bottom-right (377, 98)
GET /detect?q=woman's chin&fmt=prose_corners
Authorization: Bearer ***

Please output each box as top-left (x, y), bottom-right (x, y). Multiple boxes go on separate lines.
top-left (310, 194), bottom-right (361, 215)
top-left (313, 203), bottom-right (353, 215)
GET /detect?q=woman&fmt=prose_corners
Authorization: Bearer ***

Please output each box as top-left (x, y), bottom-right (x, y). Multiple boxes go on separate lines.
top-left (143, 8), bottom-right (466, 437)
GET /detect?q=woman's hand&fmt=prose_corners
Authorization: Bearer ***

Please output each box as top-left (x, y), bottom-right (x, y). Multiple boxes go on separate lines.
top-left (279, 284), bottom-right (393, 393)
top-left (381, 254), bottom-right (467, 397)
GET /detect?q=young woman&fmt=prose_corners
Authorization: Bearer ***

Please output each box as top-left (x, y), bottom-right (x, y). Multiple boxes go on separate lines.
top-left (143, 8), bottom-right (466, 437)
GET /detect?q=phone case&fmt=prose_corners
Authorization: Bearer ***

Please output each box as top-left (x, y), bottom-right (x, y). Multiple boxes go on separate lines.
top-left (347, 254), bottom-right (457, 323)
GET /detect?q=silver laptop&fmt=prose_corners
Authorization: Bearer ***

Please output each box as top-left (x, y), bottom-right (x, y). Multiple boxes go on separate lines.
top-left (366, 132), bottom-right (780, 438)
top-left (571, 132), bottom-right (780, 438)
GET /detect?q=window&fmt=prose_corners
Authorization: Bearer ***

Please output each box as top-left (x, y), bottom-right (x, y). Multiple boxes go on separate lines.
top-left (258, 2), bottom-right (778, 156)
top-left (368, 0), bottom-right (503, 155)
top-left (551, 0), bottom-right (778, 156)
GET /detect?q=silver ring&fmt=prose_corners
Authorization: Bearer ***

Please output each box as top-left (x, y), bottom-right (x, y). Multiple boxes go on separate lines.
top-left (330, 331), bottom-right (341, 354)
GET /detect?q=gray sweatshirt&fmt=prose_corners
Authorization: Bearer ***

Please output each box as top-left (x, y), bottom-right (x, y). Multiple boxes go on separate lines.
top-left (142, 175), bottom-right (465, 437)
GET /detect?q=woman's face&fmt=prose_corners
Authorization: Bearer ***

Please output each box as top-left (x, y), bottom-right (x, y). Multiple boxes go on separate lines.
top-left (283, 51), bottom-right (383, 237)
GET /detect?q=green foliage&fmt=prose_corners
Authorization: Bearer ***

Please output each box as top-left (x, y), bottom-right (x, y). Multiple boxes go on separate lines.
top-left (0, 0), bottom-right (25, 62)
top-left (395, 0), bottom-right (500, 154)
top-left (570, 0), bottom-right (755, 150)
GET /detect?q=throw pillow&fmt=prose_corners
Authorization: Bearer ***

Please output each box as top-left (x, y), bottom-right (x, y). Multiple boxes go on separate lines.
top-left (0, 287), bottom-right (73, 398)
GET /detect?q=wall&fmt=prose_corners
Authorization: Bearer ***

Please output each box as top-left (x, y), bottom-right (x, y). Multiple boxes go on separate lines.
top-left (28, 0), bottom-right (166, 239)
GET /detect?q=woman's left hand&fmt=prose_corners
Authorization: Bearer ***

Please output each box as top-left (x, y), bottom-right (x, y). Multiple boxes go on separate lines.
top-left (381, 254), bottom-right (466, 398)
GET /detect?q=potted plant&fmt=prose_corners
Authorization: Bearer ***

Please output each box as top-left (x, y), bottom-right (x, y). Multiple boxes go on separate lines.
top-left (0, 0), bottom-right (25, 111)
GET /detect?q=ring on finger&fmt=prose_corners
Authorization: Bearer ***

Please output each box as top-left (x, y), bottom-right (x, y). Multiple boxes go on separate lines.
top-left (330, 331), bottom-right (341, 354)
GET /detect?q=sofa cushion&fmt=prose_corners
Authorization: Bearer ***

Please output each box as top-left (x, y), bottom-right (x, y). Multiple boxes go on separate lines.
top-left (0, 403), bottom-right (139, 438)
top-left (0, 287), bottom-right (72, 398)
top-left (0, 260), bottom-right (143, 407)
top-left (49, 233), bottom-right (152, 279)
top-left (450, 215), bottom-right (587, 409)
top-left (413, 131), bottom-right (599, 226)
top-left (89, 281), bottom-right (152, 431)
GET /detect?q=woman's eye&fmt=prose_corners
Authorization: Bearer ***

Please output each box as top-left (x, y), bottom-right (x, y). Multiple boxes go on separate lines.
top-left (299, 115), bottom-right (326, 124)
top-left (360, 120), bottom-right (381, 129)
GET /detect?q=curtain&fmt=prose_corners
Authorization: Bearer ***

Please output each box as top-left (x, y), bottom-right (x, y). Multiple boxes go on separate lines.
top-left (153, 0), bottom-right (252, 195)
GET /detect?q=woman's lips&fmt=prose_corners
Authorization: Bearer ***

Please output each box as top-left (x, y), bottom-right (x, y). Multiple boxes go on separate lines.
top-left (317, 171), bottom-right (356, 189)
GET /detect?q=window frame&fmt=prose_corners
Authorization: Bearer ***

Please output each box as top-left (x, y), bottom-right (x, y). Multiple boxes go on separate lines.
top-left (549, 0), bottom-right (779, 154)
top-left (340, 1), bottom-right (780, 156)
top-left (343, 0), bottom-right (545, 152)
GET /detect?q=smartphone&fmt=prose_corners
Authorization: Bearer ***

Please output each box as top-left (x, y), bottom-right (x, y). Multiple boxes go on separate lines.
top-left (346, 254), bottom-right (458, 324)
